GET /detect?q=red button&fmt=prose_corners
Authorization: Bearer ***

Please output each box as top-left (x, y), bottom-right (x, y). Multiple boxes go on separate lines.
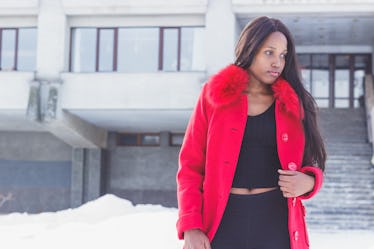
top-left (282, 133), bottom-right (288, 142)
top-left (288, 162), bottom-right (297, 171)
top-left (294, 231), bottom-right (299, 241)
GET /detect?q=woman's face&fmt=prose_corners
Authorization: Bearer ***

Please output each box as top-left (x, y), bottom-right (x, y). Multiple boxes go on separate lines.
top-left (248, 31), bottom-right (288, 85)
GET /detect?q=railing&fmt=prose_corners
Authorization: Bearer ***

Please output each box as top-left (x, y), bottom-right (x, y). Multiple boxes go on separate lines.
top-left (364, 74), bottom-right (374, 165)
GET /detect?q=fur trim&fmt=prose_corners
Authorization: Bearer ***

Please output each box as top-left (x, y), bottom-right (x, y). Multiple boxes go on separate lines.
top-left (206, 64), bottom-right (249, 108)
top-left (205, 64), bottom-right (303, 119)
top-left (272, 77), bottom-right (304, 119)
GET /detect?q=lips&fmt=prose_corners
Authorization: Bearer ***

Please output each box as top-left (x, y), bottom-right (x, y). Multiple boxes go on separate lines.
top-left (268, 71), bottom-right (280, 77)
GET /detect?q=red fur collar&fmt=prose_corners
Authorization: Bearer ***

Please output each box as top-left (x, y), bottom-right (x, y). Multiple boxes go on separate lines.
top-left (206, 64), bottom-right (303, 119)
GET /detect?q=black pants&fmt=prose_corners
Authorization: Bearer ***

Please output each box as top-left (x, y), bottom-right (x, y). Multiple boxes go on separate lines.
top-left (211, 188), bottom-right (290, 249)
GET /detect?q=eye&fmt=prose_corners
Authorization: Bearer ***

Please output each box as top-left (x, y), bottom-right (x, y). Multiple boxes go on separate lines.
top-left (280, 53), bottom-right (287, 59)
top-left (265, 50), bottom-right (272, 56)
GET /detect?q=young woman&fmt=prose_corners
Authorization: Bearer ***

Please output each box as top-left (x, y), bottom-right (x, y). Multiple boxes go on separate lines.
top-left (176, 16), bottom-right (326, 249)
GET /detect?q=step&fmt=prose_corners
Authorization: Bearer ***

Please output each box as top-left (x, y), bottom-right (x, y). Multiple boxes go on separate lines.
top-left (301, 108), bottom-right (374, 230)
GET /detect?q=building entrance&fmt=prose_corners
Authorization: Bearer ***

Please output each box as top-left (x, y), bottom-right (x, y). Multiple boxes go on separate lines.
top-left (298, 54), bottom-right (372, 108)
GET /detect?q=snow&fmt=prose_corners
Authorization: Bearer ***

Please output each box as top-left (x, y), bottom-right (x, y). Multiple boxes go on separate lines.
top-left (0, 194), bottom-right (373, 249)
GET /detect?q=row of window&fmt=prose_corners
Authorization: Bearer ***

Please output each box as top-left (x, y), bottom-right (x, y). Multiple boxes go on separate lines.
top-left (70, 27), bottom-right (206, 72)
top-left (117, 133), bottom-right (184, 146)
top-left (0, 26), bottom-right (205, 73)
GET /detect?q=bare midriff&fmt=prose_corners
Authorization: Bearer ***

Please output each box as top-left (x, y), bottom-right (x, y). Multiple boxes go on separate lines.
top-left (230, 187), bottom-right (278, 195)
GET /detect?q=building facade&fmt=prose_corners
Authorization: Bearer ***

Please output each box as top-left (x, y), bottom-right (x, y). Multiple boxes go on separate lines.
top-left (0, 0), bottom-right (373, 212)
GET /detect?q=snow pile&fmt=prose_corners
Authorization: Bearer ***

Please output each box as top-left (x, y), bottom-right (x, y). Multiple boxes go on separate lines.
top-left (0, 194), bottom-right (372, 249)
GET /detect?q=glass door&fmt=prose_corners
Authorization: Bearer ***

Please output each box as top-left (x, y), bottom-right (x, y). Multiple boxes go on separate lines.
top-left (298, 53), bottom-right (371, 108)
top-left (334, 55), bottom-right (350, 108)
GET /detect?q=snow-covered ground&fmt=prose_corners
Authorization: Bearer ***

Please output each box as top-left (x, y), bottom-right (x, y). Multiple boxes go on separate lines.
top-left (0, 194), bottom-right (373, 249)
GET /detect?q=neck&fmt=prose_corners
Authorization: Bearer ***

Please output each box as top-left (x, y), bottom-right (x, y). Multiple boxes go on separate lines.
top-left (246, 82), bottom-right (272, 95)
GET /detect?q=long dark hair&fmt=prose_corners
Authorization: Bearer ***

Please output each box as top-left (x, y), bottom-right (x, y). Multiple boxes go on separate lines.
top-left (235, 16), bottom-right (326, 171)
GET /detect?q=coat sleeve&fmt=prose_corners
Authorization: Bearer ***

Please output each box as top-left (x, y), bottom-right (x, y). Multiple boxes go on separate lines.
top-left (176, 84), bottom-right (209, 239)
top-left (299, 166), bottom-right (323, 200)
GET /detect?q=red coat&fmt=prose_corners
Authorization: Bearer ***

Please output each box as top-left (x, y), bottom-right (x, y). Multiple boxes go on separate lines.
top-left (176, 64), bottom-right (323, 249)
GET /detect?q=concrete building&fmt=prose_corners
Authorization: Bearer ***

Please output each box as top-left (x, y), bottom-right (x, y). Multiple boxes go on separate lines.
top-left (0, 0), bottom-right (373, 213)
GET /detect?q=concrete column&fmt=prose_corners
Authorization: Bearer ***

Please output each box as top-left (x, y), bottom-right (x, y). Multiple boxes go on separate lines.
top-left (160, 131), bottom-right (170, 148)
top-left (107, 132), bottom-right (118, 150)
top-left (32, 0), bottom-right (108, 149)
top-left (83, 149), bottom-right (102, 202)
top-left (71, 148), bottom-right (84, 208)
top-left (205, 0), bottom-right (237, 75)
top-left (36, 0), bottom-right (67, 78)
top-left (71, 148), bottom-right (103, 207)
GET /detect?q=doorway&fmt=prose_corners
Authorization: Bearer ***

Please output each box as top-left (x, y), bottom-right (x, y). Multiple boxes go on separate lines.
top-left (298, 54), bottom-right (372, 108)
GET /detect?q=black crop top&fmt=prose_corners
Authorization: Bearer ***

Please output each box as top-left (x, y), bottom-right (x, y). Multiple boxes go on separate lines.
top-left (232, 101), bottom-right (281, 188)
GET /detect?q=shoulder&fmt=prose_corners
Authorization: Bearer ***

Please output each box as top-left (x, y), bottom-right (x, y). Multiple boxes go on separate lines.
top-left (204, 64), bottom-right (249, 108)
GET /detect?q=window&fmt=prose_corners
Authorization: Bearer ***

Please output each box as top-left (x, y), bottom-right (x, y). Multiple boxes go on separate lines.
top-left (161, 28), bottom-right (179, 71)
top-left (71, 28), bottom-right (96, 72)
top-left (70, 26), bottom-right (205, 72)
top-left (159, 27), bottom-right (206, 71)
top-left (1, 29), bottom-right (16, 70)
top-left (18, 28), bottom-right (37, 71)
top-left (117, 28), bottom-right (159, 72)
top-left (180, 27), bottom-right (205, 71)
top-left (117, 133), bottom-right (160, 146)
top-left (117, 133), bottom-right (138, 146)
top-left (0, 28), bottom-right (36, 71)
top-left (141, 134), bottom-right (160, 146)
top-left (98, 28), bottom-right (116, 72)
top-left (297, 53), bottom-right (371, 108)
top-left (170, 133), bottom-right (184, 146)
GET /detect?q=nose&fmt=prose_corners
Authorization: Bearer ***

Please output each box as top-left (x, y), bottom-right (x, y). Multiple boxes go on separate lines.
top-left (272, 58), bottom-right (281, 68)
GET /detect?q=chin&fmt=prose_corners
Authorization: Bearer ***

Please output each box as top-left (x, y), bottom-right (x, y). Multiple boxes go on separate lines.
top-left (261, 79), bottom-right (277, 85)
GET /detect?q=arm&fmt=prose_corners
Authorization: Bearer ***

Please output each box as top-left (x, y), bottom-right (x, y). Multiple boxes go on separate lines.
top-left (176, 84), bottom-right (209, 239)
top-left (184, 229), bottom-right (211, 249)
top-left (278, 166), bottom-right (323, 199)
top-left (298, 166), bottom-right (323, 200)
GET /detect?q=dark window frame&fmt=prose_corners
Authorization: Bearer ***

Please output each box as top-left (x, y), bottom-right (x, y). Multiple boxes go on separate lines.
top-left (169, 133), bottom-right (184, 147)
top-left (97, 27), bottom-right (117, 72)
top-left (117, 133), bottom-right (161, 147)
top-left (69, 27), bottom-right (139, 72)
top-left (158, 27), bottom-right (181, 71)
top-left (0, 28), bottom-right (18, 71)
top-left (140, 133), bottom-right (161, 146)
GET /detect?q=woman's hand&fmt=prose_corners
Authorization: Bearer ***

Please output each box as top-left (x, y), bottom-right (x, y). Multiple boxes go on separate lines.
top-left (278, 169), bottom-right (315, 198)
top-left (184, 229), bottom-right (211, 249)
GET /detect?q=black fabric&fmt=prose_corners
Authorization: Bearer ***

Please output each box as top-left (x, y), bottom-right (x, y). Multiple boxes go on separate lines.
top-left (211, 188), bottom-right (290, 249)
top-left (232, 101), bottom-right (281, 188)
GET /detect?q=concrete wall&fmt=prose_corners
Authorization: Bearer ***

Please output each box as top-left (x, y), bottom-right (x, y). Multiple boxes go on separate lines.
top-left (106, 133), bottom-right (179, 207)
top-left (60, 72), bottom-right (205, 110)
top-left (0, 131), bottom-right (106, 213)
top-left (0, 131), bottom-right (72, 213)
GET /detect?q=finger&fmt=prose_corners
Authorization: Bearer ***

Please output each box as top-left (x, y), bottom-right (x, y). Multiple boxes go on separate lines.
top-left (282, 191), bottom-right (294, 198)
top-left (278, 180), bottom-right (289, 187)
top-left (279, 174), bottom-right (297, 183)
top-left (204, 240), bottom-right (212, 249)
top-left (281, 190), bottom-right (289, 198)
top-left (278, 175), bottom-right (293, 182)
top-left (279, 186), bottom-right (287, 193)
top-left (278, 169), bottom-right (298, 176)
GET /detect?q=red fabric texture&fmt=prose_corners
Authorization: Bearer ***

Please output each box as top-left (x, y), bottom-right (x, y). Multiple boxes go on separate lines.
top-left (176, 64), bottom-right (323, 249)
